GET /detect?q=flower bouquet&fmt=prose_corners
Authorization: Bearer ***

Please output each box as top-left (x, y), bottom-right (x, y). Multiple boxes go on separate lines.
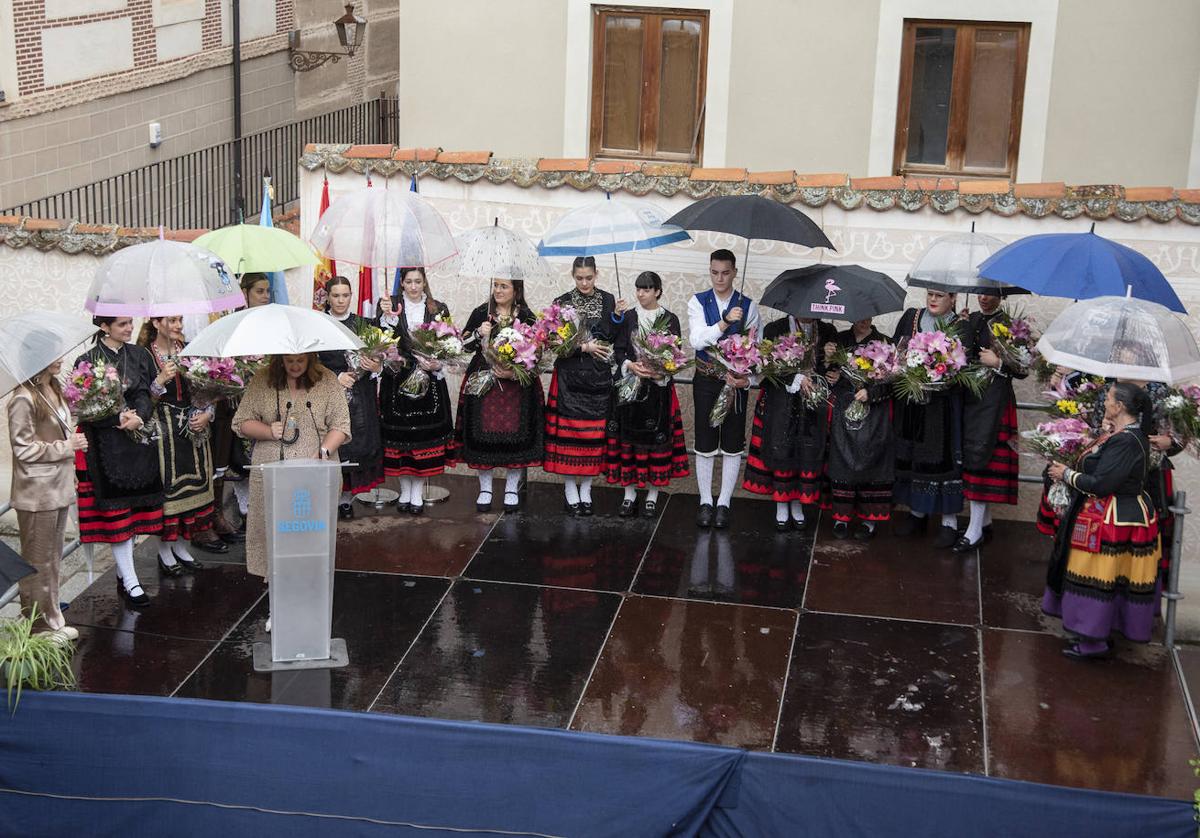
top-left (1043, 374), bottom-right (1105, 422)
top-left (63, 358), bottom-right (124, 423)
top-left (534, 302), bottom-right (611, 373)
top-left (982, 307), bottom-right (1038, 379)
top-left (400, 315), bottom-right (471, 399)
top-left (180, 355), bottom-right (257, 406)
top-left (615, 314), bottom-right (693, 405)
top-left (1156, 384), bottom-right (1200, 457)
top-left (348, 322), bottom-right (402, 376)
top-left (893, 329), bottom-right (981, 404)
top-left (464, 322), bottom-right (543, 397)
top-left (702, 330), bottom-right (762, 427)
top-left (838, 339), bottom-right (902, 429)
top-left (1021, 417), bottom-right (1096, 515)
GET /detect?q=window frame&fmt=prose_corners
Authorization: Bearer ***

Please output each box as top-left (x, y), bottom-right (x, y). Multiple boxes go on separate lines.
top-left (892, 18), bottom-right (1030, 179)
top-left (589, 5), bottom-right (710, 163)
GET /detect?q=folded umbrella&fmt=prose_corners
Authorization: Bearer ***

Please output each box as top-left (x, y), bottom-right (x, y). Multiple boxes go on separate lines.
top-left (85, 239), bottom-right (244, 317)
top-left (0, 311), bottom-right (98, 398)
top-left (978, 227), bottom-right (1185, 313)
top-left (762, 264), bottom-right (905, 322)
top-left (0, 541), bottom-right (35, 593)
top-left (1036, 294), bottom-right (1200, 383)
top-left (180, 304), bottom-right (363, 358)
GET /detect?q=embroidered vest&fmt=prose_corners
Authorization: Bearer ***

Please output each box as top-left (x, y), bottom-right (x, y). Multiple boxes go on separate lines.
top-left (695, 289), bottom-right (752, 364)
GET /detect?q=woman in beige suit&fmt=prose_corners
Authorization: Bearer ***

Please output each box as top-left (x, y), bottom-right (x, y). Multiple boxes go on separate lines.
top-left (7, 358), bottom-right (88, 640)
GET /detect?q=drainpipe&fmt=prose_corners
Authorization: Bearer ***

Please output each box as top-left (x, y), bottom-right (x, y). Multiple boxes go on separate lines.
top-left (231, 0), bottom-right (245, 223)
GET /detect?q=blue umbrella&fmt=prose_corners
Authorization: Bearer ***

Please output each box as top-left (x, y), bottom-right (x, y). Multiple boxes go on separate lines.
top-left (977, 227), bottom-right (1185, 313)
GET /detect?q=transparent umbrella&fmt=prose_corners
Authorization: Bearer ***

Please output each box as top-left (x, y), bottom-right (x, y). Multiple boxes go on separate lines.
top-left (309, 186), bottom-right (458, 269)
top-left (906, 227), bottom-right (1027, 296)
top-left (454, 221), bottom-right (549, 281)
top-left (1036, 294), bottom-right (1200, 383)
top-left (85, 239), bottom-right (244, 317)
top-left (0, 310), bottom-right (97, 397)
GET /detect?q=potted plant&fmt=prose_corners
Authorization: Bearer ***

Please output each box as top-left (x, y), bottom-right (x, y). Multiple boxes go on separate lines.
top-left (0, 605), bottom-right (76, 712)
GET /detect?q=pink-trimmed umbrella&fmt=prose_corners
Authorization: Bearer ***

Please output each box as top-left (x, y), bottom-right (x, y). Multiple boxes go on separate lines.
top-left (84, 239), bottom-right (244, 317)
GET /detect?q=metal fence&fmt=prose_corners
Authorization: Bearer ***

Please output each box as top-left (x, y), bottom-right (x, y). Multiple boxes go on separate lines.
top-left (2, 95), bottom-right (399, 230)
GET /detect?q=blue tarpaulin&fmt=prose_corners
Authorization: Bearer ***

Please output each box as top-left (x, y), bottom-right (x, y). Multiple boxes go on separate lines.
top-left (0, 691), bottom-right (1190, 837)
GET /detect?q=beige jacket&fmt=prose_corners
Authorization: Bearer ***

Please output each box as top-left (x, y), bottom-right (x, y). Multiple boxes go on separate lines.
top-left (7, 390), bottom-right (75, 512)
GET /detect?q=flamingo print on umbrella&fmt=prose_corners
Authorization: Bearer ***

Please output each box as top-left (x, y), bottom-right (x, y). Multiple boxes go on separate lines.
top-left (824, 276), bottom-right (842, 304)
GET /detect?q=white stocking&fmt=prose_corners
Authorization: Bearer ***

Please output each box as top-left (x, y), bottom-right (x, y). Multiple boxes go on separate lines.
top-left (111, 539), bottom-right (141, 590)
top-left (563, 477), bottom-right (580, 505)
top-left (717, 454), bottom-right (741, 507)
top-left (695, 456), bottom-right (715, 505)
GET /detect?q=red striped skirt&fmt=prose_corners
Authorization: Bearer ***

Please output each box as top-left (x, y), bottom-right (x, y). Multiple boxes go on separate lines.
top-left (605, 385), bottom-right (689, 488)
top-left (384, 443), bottom-right (451, 478)
top-left (161, 503), bottom-right (214, 542)
top-left (76, 451), bottom-right (162, 544)
top-left (543, 370), bottom-right (607, 476)
top-left (963, 401), bottom-right (1019, 505)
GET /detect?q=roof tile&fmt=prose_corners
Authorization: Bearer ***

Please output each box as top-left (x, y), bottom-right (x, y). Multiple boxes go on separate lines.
top-left (1014, 182), bottom-right (1067, 199)
top-left (795, 173), bottom-right (848, 188)
top-left (850, 176), bottom-right (903, 191)
top-left (0, 215), bottom-right (22, 227)
top-left (115, 226), bottom-right (158, 238)
top-left (1124, 187), bottom-right (1175, 202)
top-left (747, 170), bottom-right (796, 185)
top-left (73, 223), bottom-right (115, 235)
top-left (590, 160), bottom-right (640, 175)
top-left (689, 167), bottom-right (748, 182)
top-left (641, 163), bottom-right (693, 178)
top-left (392, 147), bottom-right (440, 162)
top-left (23, 219), bottom-right (64, 231)
top-left (436, 150), bottom-right (492, 165)
top-left (163, 228), bottom-right (208, 242)
top-left (1179, 189), bottom-right (1200, 203)
top-left (536, 158), bottom-right (590, 172)
top-left (959, 179), bottom-right (1011, 195)
top-left (344, 144), bottom-right (396, 159)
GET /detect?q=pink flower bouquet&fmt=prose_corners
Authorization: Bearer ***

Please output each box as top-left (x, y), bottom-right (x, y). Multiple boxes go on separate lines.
top-left (401, 315), bottom-right (471, 399)
top-left (464, 322), bottom-right (543, 397)
top-left (615, 313), bottom-right (693, 405)
top-left (704, 330), bottom-right (762, 427)
top-left (63, 358), bottom-right (124, 423)
top-left (894, 329), bottom-right (979, 403)
top-left (839, 339), bottom-right (902, 429)
top-left (1021, 417), bottom-right (1096, 514)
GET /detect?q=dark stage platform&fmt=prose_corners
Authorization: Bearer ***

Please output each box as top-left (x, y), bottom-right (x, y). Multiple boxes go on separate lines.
top-left (63, 475), bottom-right (1199, 800)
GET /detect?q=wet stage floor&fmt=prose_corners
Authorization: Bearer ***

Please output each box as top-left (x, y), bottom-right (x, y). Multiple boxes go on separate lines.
top-left (64, 476), bottom-right (1199, 800)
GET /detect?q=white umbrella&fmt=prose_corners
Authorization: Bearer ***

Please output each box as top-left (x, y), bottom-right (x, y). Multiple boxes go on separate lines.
top-left (1036, 295), bottom-right (1200, 383)
top-left (537, 195), bottom-right (690, 297)
top-left (906, 228), bottom-right (1026, 296)
top-left (308, 186), bottom-right (458, 269)
top-left (0, 310), bottom-right (97, 397)
top-left (454, 221), bottom-right (549, 281)
top-left (180, 304), bottom-right (363, 358)
top-left (85, 239), bottom-right (244, 317)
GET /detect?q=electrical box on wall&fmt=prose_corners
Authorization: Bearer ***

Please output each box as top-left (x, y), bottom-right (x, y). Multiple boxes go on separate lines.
top-left (148, 122), bottom-right (163, 149)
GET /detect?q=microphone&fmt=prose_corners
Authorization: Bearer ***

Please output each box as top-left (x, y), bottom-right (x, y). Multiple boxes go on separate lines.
top-left (279, 400), bottom-right (293, 460)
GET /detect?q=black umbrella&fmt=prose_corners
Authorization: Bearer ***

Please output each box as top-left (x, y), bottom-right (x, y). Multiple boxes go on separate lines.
top-left (666, 195), bottom-right (835, 293)
top-left (761, 264), bottom-right (906, 322)
top-left (0, 541), bottom-right (35, 592)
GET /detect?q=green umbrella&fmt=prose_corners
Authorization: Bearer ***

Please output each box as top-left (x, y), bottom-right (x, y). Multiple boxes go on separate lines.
top-left (193, 224), bottom-right (318, 275)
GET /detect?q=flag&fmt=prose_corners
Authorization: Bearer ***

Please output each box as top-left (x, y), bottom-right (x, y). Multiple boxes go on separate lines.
top-left (312, 176), bottom-right (336, 310)
top-left (357, 175), bottom-right (375, 318)
top-left (260, 178), bottom-right (289, 305)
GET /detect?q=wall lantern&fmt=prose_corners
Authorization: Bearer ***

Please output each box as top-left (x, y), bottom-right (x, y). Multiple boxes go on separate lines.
top-left (288, 4), bottom-right (367, 72)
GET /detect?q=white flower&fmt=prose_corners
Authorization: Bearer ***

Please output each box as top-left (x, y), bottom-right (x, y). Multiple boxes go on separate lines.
top-left (495, 327), bottom-right (521, 343)
top-left (1164, 395), bottom-right (1186, 410)
top-left (441, 337), bottom-right (463, 355)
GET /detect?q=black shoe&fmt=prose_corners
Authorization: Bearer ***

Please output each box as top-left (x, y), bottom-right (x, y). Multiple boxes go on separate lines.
top-left (619, 499), bottom-right (637, 517)
top-left (1062, 642), bottom-right (1111, 661)
top-left (792, 517), bottom-right (810, 534)
top-left (118, 579), bottom-right (150, 607)
top-left (476, 491), bottom-right (493, 513)
top-left (409, 502), bottom-right (424, 516)
top-left (933, 525), bottom-right (959, 548)
top-left (714, 505), bottom-right (730, 529)
top-left (338, 503), bottom-right (354, 520)
top-left (895, 513), bottom-right (928, 537)
top-left (982, 524), bottom-right (995, 544)
top-left (853, 522), bottom-right (876, 541)
top-left (191, 536), bottom-right (229, 555)
top-left (564, 500), bottom-right (581, 515)
top-left (157, 556), bottom-right (185, 577)
top-left (833, 521), bottom-right (850, 539)
top-left (775, 519), bottom-right (790, 532)
top-left (951, 534), bottom-right (983, 554)
top-left (579, 501), bottom-right (594, 517)
top-left (644, 499), bottom-right (657, 516)
top-left (175, 554), bottom-right (206, 572)
top-left (503, 492), bottom-right (520, 512)
top-left (696, 503), bottom-right (714, 528)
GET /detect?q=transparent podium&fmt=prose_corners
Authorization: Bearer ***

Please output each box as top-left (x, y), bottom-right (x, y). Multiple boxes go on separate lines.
top-left (252, 458), bottom-right (350, 673)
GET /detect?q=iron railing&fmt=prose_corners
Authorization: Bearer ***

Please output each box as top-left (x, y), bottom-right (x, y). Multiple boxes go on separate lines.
top-left (2, 94), bottom-right (399, 229)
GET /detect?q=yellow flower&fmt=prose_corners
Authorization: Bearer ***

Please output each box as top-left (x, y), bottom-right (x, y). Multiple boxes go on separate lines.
top-left (854, 356), bottom-right (872, 370)
top-left (498, 344), bottom-right (515, 357)
top-left (664, 360), bottom-right (677, 372)
top-left (1056, 399), bottom-right (1079, 415)
top-left (991, 322), bottom-right (1011, 339)
top-left (556, 324), bottom-right (572, 340)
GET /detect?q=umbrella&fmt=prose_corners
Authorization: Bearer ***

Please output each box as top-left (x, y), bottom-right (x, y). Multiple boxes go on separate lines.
top-left (0, 311), bottom-right (98, 397)
top-left (0, 541), bottom-right (35, 593)
top-left (308, 186), bottom-right (458, 270)
top-left (85, 239), bottom-right (244, 317)
top-left (1035, 294), bottom-right (1200, 383)
top-left (978, 227), bottom-right (1185, 313)
top-left (456, 221), bottom-right (550, 281)
top-left (906, 227), bottom-right (1028, 296)
top-left (761, 264), bottom-right (906, 322)
top-left (537, 194), bottom-right (690, 298)
top-left (180, 304), bottom-right (363, 358)
top-left (194, 224), bottom-right (318, 276)
top-left (665, 194), bottom-right (834, 293)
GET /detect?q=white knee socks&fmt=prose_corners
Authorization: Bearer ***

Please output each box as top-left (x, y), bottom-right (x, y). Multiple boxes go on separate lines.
top-left (696, 456), bottom-right (715, 505)
top-left (564, 476), bottom-right (580, 505)
top-left (146, 535), bottom-right (176, 567)
top-left (112, 539), bottom-right (141, 590)
top-left (646, 487), bottom-right (659, 504)
top-left (624, 485), bottom-right (637, 502)
top-left (717, 454), bottom-right (741, 507)
top-left (965, 501), bottom-right (987, 543)
top-left (941, 512), bottom-right (959, 530)
top-left (790, 500), bottom-right (805, 523)
top-left (233, 480), bottom-right (250, 515)
top-left (477, 471), bottom-right (494, 505)
top-left (504, 468), bottom-right (523, 496)
top-left (410, 478), bottom-right (426, 508)
top-left (775, 502), bottom-right (789, 524)
top-left (578, 476), bottom-right (594, 503)
top-left (397, 477), bottom-right (412, 505)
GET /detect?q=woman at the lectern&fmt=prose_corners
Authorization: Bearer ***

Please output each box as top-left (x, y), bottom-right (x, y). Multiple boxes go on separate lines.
top-left (232, 354), bottom-right (350, 630)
